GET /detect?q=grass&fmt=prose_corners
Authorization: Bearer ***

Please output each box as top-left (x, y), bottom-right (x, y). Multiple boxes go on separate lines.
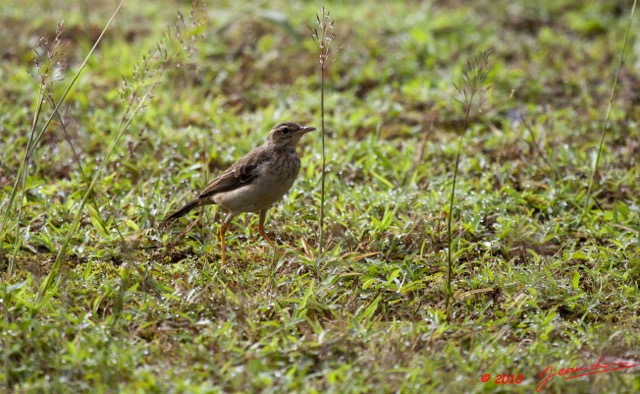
top-left (1, 0), bottom-right (640, 392)
top-left (309, 5), bottom-right (336, 258)
top-left (446, 48), bottom-right (492, 308)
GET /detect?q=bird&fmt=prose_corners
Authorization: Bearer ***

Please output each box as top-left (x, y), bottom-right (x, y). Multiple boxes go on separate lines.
top-left (162, 122), bottom-right (316, 265)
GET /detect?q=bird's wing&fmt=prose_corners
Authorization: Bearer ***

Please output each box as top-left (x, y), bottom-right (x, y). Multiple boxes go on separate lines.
top-left (198, 147), bottom-right (269, 199)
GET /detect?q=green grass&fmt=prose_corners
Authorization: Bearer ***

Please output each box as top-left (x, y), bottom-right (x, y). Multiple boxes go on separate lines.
top-left (1, 0), bottom-right (639, 392)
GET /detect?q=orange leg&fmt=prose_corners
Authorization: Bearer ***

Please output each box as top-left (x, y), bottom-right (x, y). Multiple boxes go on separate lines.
top-left (258, 209), bottom-right (276, 248)
top-left (219, 223), bottom-right (227, 266)
top-left (219, 213), bottom-right (237, 266)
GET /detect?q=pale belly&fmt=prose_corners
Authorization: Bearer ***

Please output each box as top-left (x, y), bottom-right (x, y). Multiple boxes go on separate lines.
top-left (213, 170), bottom-right (298, 213)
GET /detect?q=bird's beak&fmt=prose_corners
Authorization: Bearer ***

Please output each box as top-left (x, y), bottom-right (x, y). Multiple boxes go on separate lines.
top-left (299, 126), bottom-right (316, 134)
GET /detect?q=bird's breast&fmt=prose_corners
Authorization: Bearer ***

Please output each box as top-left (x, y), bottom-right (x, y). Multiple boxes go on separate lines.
top-left (259, 153), bottom-right (300, 194)
top-left (214, 152), bottom-right (301, 213)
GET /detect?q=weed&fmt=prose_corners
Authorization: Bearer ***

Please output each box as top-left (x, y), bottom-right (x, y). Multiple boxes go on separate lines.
top-left (446, 49), bottom-right (493, 308)
top-left (580, 0), bottom-right (638, 223)
top-left (309, 6), bottom-right (337, 259)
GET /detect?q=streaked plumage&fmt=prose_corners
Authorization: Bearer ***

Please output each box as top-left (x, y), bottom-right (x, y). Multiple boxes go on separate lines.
top-left (163, 122), bottom-right (315, 264)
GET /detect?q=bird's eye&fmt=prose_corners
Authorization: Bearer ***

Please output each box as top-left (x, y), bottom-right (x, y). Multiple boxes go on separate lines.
top-left (281, 127), bottom-right (290, 133)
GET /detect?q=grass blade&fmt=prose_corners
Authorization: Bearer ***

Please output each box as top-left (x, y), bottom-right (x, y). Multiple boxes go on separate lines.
top-left (580, 0), bottom-right (637, 223)
top-left (309, 6), bottom-right (337, 258)
top-left (446, 50), bottom-right (492, 309)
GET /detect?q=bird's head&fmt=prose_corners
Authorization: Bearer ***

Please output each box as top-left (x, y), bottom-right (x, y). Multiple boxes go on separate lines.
top-left (266, 122), bottom-right (316, 148)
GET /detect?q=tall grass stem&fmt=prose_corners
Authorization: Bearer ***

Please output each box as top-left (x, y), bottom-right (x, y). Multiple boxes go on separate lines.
top-left (35, 0), bottom-right (128, 302)
top-left (309, 7), bottom-right (335, 257)
top-left (580, 0), bottom-right (637, 223)
top-left (446, 50), bottom-right (492, 309)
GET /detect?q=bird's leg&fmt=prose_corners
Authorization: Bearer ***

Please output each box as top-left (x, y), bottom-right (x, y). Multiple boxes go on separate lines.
top-left (219, 223), bottom-right (227, 266)
top-left (258, 209), bottom-right (277, 248)
top-left (219, 213), bottom-right (236, 266)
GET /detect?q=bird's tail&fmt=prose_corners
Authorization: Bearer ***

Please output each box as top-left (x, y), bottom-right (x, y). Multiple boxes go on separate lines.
top-left (162, 198), bottom-right (201, 224)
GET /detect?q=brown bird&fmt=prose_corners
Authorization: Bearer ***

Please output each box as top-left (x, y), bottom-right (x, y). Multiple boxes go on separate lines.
top-left (163, 122), bottom-right (315, 264)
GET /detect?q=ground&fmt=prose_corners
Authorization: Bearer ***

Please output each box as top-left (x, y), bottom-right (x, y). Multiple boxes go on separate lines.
top-left (1, 0), bottom-right (639, 392)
